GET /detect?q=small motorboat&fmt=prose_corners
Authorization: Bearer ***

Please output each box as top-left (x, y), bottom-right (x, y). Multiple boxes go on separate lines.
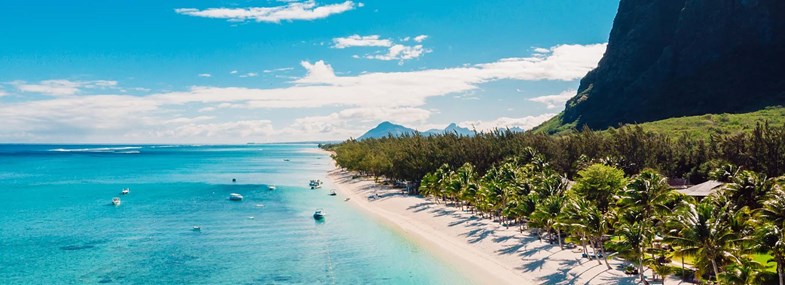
top-left (112, 197), bottom-right (121, 206)
top-left (313, 209), bottom-right (325, 220)
top-left (309, 180), bottom-right (323, 189)
top-left (229, 193), bottom-right (243, 201)
top-left (329, 190), bottom-right (337, 196)
top-left (283, 159), bottom-right (290, 162)
top-left (120, 188), bottom-right (130, 195)
top-left (268, 185), bottom-right (277, 191)
top-left (192, 226), bottom-right (201, 231)
top-left (344, 198), bottom-right (350, 202)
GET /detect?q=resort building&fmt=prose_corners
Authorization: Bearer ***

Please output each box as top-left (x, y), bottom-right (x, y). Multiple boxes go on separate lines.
top-left (676, 180), bottom-right (724, 201)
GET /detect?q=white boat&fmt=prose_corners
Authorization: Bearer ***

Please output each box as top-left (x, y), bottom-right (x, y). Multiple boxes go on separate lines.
top-left (309, 180), bottom-right (323, 189)
top-left (192, 226), bottom-right (201, 231)
top-left (112, 197), bottom-right (121, 206)
top-left (329, 190), bottom-right (337, 196)
top-left (229, 193), bottom-right (243, 201)
top-left (121, 188), bottom-right (130, 195)
top-left (268, 185), bottom-right (276, 191)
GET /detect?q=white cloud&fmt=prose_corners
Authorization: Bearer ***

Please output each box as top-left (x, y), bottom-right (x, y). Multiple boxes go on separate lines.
top-left (332, 35), bottom-right (392, 48)
top-left (175, 1), bottom-right (359, 23)
top-left (366, 44), bottom-right (430, 62)
top-left (0, 43), bottom-right (605, 142)
top-left (287, 107), bottom-right (430, 139)
top-left (528, 89), bottom-right (575, 109)
top-left (460, 113), bottom-right (556, 132)
top-left (12, 79), bottom-right (118, 96)
top-left (533, 47), bottom-right (550, 54)
top-left (263, 67), bottom-right (294, 73)
top-left (198, 73), bottom-right (212, 77)
top-left (413, 35), bottom-right (428, 43)
top-left (165, 120), bottom-right (273, 138)
top-left (239, 72), bottom-right (258, 78)
top-left (333, 34), bottom-right (431, 62)
top-left (145, 43), bottom-right (603, 110)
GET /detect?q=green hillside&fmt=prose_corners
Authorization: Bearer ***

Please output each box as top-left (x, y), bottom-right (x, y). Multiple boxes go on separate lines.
top-left (533, 106), bottom-right (785, 140)
top-left (633, 106), bottom-right (785, 139)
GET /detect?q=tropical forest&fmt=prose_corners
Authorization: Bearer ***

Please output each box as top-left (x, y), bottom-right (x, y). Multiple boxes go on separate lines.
top-left (326, 120), bottom-right (785, 284)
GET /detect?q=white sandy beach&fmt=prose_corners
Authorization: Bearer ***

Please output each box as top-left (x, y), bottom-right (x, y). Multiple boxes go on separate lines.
top-left (327, 167), bottom-right (687, 285)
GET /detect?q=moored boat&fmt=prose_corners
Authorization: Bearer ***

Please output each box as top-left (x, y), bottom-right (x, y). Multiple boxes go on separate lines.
top-left (309, 179), bottom-right (323, 189)
top-left (229, 193), bottom-right (243, 201)
top-left (112, 197), bottom-right (121, 206)
top-left (313, 209), bottom-right (325, 220)
top-left (121, 188), bottom-right (130, 195)
top-left (329, 190), bottom-right (337, 196)
top-left (268, 185), bottom-right (276, 191)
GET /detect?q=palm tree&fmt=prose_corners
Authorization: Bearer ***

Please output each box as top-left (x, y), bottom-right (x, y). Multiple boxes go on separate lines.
top-left (617, 170), bottom-right (679, 282)
top-left (758, 186), bottom-right (785, 285)
top-left (616, 221), bottom-right (645, 279)
top-left (666, 200), bottom-right (742, 283)
top-left (418, 172), bottom-right (440, 201)
top-left (423, 164), bottom-right (451, 203)
top-left (564, 196), bottom-right (612, 269)
top-left (454, 163), bottom-right (478, 211)
top-left (530, 195), bottom-right (566, 249)
top-left (724, 170), bottom-right (773, 211)
top-left (718, 258), bottom-right (766, 285)
top-left (647, 261), bottom-right (674, 285)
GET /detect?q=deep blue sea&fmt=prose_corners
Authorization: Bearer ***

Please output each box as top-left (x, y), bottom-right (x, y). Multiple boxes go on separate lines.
top-left (0, 144), bottom-right (470, 284)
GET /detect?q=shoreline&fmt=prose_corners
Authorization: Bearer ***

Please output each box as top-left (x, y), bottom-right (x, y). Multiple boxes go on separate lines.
top-left (326, 168), bottom-right (530, 285)
top-left (326, 166), bottom-right (654, 285)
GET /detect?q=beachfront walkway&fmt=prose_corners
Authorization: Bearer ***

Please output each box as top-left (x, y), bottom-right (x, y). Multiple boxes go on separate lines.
top-left (329, 169), bottom-right (690, 285)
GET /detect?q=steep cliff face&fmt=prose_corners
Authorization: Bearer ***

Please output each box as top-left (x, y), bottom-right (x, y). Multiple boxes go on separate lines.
top-left (558, 0), bottom-right (785, 130)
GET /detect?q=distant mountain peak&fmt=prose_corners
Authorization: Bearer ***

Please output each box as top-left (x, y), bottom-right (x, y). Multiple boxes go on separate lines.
top-left (357, 121), bottom-right (416, 140)
top-left (358, 122), bottom-right (481, 140)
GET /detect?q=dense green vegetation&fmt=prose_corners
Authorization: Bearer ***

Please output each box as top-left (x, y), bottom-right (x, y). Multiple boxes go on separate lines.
top-left (630, 107), bottom-right (785, 140)
top-left (328, 122), bottom-right (785, 183)
top-left (325, 119), bottom-right (785, 284)
top-left (535, 106), bottom-right (785, 139)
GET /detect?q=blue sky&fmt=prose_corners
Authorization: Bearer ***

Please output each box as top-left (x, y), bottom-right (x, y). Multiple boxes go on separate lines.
top-left (0, 0), bottom-right (618, 143)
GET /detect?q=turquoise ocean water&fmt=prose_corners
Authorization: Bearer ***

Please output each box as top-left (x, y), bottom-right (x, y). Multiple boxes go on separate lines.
top-left (0, 144), bottom-right (470, 284)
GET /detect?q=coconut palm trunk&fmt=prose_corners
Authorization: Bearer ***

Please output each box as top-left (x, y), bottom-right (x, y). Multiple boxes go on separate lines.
top-left (711, 259), bottom-right (720, 283)
top-left (591, 240), bottom-right (602, 265)
top-left (681, 255), bottom-right (685, 280)
top-left (639, 248), bottom-right (645, 282)
top-left (598, 242), bottom-right (611, 269)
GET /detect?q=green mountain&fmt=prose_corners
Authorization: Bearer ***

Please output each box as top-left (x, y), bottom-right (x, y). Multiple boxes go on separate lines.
top-left (536, 0), bottom-right (785, 133)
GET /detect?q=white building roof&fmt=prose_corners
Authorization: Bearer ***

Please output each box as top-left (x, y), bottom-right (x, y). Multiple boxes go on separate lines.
top-left (677, 180), bottom-right (724, 197)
